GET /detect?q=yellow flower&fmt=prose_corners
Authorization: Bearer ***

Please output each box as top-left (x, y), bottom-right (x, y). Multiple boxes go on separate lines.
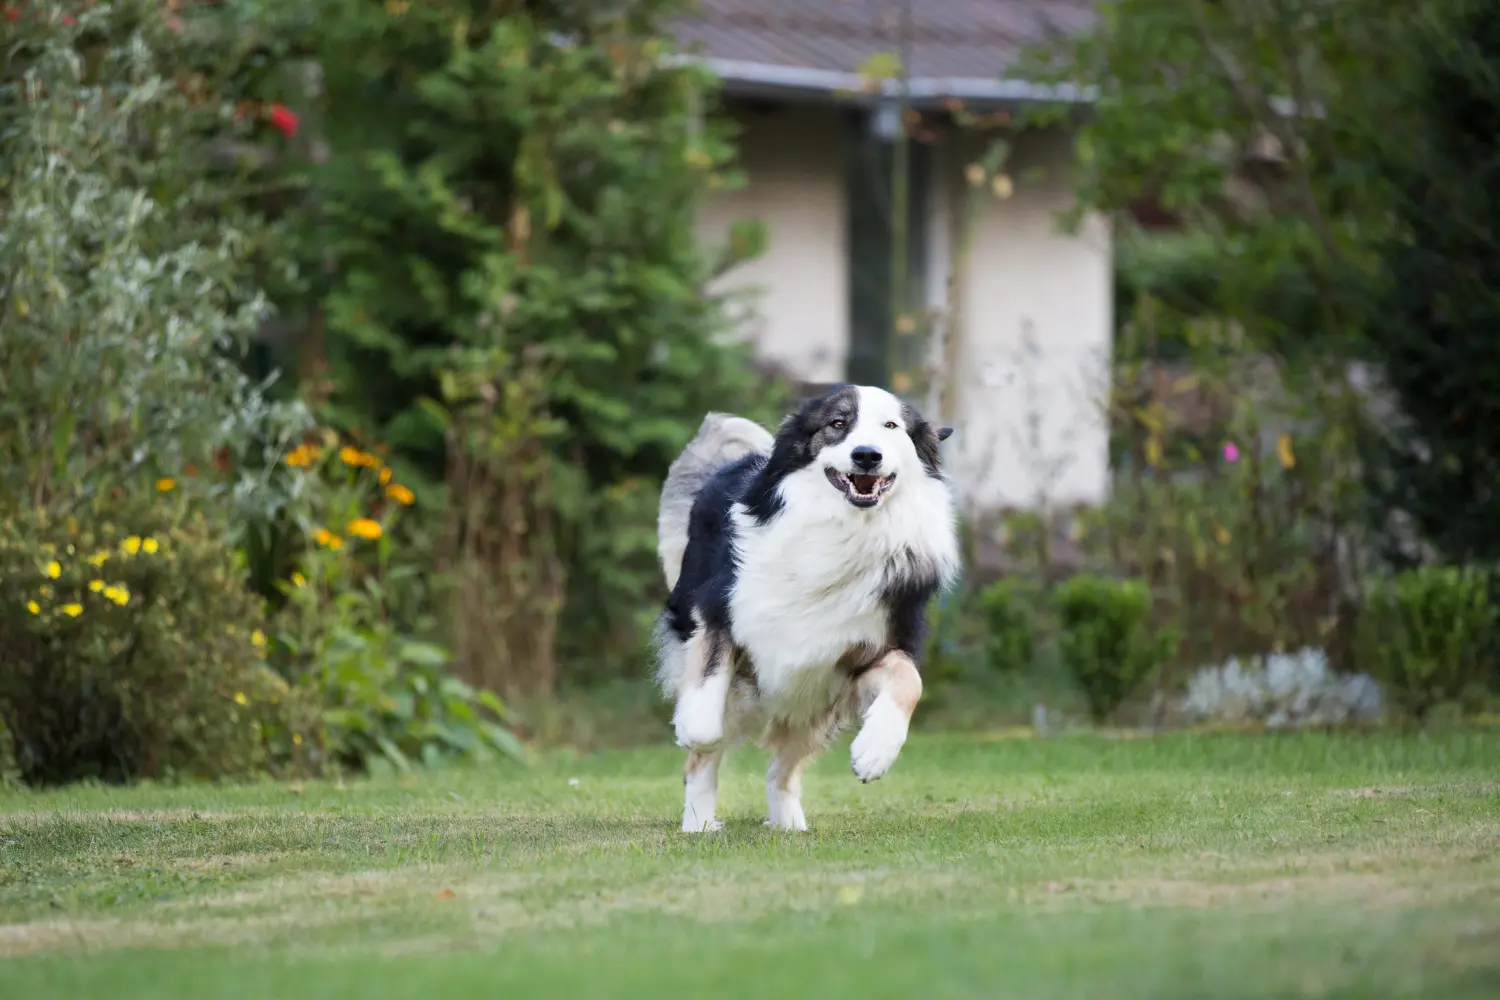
top-left (86, 550), bottom-right (109, 567)
top-left (292, 733), bottom-right (303, 746)
top-left (88, 579), bottom-right (105, 592)
top-left (291, 571), bottom-right (306, 588)
top-left (142, 537), bottom-right (159, 555)
top-left (378, 466), bottom-right (393, 485)
top-left (1276, 434), bottom-right (1296, 470)
top-left (1214, 526), bottom-right (1232, 545)
top-left (156, 477), bottom-right (176, 492)
top-left (61, 603), bottom-right (83, 618)
top-left (251, 629), bottom-right (267, 649)
top-left (25, 600), bottom-right (39, 615)
top-left (347, 518), bottom-right (383, 541)
top-left (233, 692), bottom-right (249, 706)
top-left (122, 536), bottom-right (142, 555)
top-left (44, 560), bottom-right (61, 579)
top-left (103, 585), bottom-right (130, 606)
top-left (386, 483), bottom-right (415, 506)
top-left (314, 528), bottom-right (344, 550)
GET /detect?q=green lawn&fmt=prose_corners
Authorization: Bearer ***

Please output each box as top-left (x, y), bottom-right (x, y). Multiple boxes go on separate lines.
top-left (2, 730), bottom-right (1499, 998)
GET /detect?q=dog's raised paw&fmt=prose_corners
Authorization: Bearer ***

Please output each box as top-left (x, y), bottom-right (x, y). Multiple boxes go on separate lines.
top-left (850, 697), bottom-right (909, 783)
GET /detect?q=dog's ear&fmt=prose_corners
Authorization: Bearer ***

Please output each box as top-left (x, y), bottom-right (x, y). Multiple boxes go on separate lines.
top-left (901, 403), bottom-right (945, 476)
top-left (938, 426), bottom-right (954, 442)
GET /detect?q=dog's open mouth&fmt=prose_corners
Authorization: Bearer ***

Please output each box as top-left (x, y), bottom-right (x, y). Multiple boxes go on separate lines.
top-left (825, 467), bottom-right (896, 508)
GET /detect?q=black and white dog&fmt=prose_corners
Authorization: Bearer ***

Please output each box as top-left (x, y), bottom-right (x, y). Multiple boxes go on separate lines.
top-left (653, 384), bottom-right (960, 831)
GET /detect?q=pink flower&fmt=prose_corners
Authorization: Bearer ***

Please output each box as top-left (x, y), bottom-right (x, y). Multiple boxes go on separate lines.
top-left (1222, 442), bottom-right (1240, 463)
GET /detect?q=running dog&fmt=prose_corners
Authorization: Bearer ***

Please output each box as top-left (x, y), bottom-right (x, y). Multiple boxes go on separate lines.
top-left (653, 384), bottom-right (959, 831)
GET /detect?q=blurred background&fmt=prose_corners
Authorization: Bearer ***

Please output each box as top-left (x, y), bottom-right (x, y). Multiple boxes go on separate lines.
top-left (3, 0), bottom-right (1498, 786)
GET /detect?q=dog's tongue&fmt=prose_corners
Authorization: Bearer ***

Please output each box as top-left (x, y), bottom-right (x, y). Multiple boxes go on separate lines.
top-left (850, 474), bottom-right (878, 495)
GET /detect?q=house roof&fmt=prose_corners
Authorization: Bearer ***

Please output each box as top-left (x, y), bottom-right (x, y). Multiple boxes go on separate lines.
top-left (672, 0), bottom-right (1098, 106)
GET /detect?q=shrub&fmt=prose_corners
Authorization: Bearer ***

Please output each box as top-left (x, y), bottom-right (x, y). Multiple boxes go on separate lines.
top-left (0, 1), bottom-right (299, 518)
top-left (1054, 573), bottom-right (1177, 723)
top-left (975, 577), bottom-right (1042, 674)
top-left (1179, 647), bottom-right (1384, 728)
top-left (0, 499), bottom-right (292, 785)
top-left (1359, 566), bottom-right (1497, 720)
top-left (266, 428), bottom-right (523, 773)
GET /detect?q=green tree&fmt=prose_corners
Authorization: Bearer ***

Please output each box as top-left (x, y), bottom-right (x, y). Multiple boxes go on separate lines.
top-left (303, 1), bottom-right (778, 689)
top-left (1356, 0), bottom-right (1500, 568)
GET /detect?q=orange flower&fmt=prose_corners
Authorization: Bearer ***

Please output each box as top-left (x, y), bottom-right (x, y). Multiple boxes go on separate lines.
top-left (339, 446), bottom-right (379, 469)
top-left (386, 483), bottom-right (415, 506)
top-left (285, 443), bottom-right (321, 467)
top-left (156, 477), bottom-right (176, 492)
top-left (378, 466), bottom-right (393, 486)
top-left (347, 518), bottom-right (383, 541)
top-left (314, 528), bottom-right (344, 550)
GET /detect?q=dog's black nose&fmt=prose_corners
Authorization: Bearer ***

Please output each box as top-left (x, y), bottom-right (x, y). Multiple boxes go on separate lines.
top-left (851, 446), bottom-right (882, 471)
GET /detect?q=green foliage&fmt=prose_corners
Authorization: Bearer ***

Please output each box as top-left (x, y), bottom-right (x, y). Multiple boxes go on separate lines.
top-left (1054, 574), bottom-right (1176, 724)
top-left (1018, 0), bottom-right (1392, 365)
top-left (0, 1), bottom-right (305, 519)
top-left (266, 429), bottom-right (522, 773)
top-left (296, 0), bottom-right (782, 680)
top-left (974, 578), bottom-right (1042, 674)
top-left (1356, 0), bottom-right (1500, 568)
top-left (0, 500), bottom-right (290, 785)
top-left (303, 622), bottom-right (523, 775)
top-left (1360, 567), bottom-right (1498, 721)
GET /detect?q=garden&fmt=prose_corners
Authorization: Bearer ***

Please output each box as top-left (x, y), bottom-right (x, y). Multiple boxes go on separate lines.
top-left (3, 1), bottom-right (1500, 996)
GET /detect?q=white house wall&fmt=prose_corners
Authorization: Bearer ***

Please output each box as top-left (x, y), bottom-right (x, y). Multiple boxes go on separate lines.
top-left (696, 105), bottom-right (849, 384)
top-left (939, 126), bottom-right (1113, 512)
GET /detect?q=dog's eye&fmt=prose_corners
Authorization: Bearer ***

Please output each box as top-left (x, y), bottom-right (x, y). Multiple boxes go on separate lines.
top-left (884, 421), bottom-right (898, 430)
top-left (830, 419), bottom-right (846, 430)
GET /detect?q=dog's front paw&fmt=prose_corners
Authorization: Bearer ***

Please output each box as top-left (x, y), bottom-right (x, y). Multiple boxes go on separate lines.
top-left (682, 815), bottom-right (724, 833)
top-left (850, 696), bottom-right (909, 783)
top-left (673, 712), bottom-right (724, 752)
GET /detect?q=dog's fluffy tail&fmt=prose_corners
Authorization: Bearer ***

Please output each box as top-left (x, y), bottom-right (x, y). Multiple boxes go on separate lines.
top-left (657, 412), bottom-right (774, 592)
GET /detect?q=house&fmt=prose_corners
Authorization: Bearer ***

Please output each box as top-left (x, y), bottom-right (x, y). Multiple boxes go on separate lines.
top-left (675, 0), bottom-right (1112, 513)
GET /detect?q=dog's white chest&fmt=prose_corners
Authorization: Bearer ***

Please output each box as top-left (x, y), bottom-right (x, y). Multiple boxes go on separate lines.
top-left (727, 513), bottom-right (899, 715)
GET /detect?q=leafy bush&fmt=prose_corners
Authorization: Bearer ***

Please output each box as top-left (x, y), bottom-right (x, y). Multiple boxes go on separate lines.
top-left (0, 499), bottom-right (294, 785)
top-left (1054, 574), bottom-right (1177, 723)
top-left (266, 430), bottom-right (523, 773)
top-left (975, 577), bottom-right (1042, 673)
top-left (1179, 647), bottom-right (1383, 728)
top-left (1359, 566), bottom-right (1497, 720)
top-left (0, 1), bottom-right (300, 516)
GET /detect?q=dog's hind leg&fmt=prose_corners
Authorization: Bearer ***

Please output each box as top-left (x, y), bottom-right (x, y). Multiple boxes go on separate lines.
top-left (762, 716), bottom-right (834, 831)
top-left (849, 650), bottom-right (923, 783)
top-left (673, 625), bottom-right (732, 750)
top-left (682, 747), bottom-right (725, 832)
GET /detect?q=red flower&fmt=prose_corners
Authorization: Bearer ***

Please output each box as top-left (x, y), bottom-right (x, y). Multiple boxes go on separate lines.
top-left (4, 8), bottom-right (20, 23)
top-left (63, 15), bottom-right (76, 25)
top-left (268, 103), bottom-right (299, 138)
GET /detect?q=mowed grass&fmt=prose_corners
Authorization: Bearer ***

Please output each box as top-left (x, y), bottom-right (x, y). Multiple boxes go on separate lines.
top-left (2, 730), bottom-right (1499, 999)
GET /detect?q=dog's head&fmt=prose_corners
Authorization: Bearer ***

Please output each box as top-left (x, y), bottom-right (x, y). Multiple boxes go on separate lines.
top-left (768, 385), bottom-right (952, 512)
